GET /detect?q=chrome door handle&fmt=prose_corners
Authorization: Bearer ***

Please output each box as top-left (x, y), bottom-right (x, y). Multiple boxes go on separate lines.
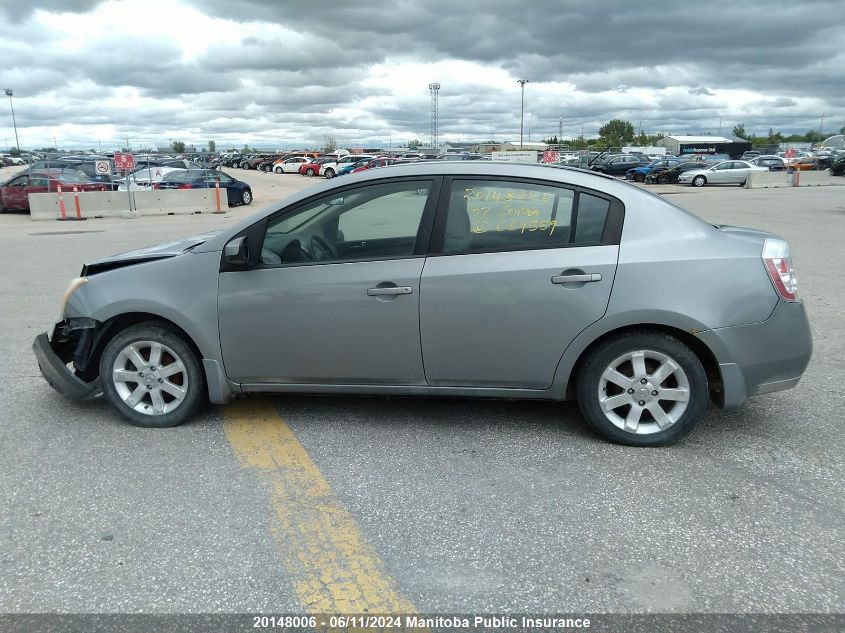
top-left (551, 273), bottom-right (602, 284)
top-left (367, 286), bottom-right (413, 296)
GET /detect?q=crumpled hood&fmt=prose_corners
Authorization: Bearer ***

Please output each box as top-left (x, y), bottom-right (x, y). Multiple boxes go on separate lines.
top-left (81, 230), bottom-right (221, 275)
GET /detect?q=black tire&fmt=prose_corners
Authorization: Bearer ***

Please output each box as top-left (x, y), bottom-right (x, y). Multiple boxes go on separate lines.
top-left (241, 189), bottom-right (252, 205)
top-left (692, 175), bottom-right (706, 187)
top-left (305, 168), bottom-right (315, 177)
top-left (656, 174), bottom-right (668, 184)
top-left (576, 330), bottom-right (709, 447)
top-left (99, 322), bottom-right (205, 428)
top-left (274, 166), bottom-right (283, 174)
top-left (324, 167), bottom-right (335, 179)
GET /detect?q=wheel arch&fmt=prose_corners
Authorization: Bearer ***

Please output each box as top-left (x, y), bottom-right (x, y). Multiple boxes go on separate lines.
top-left (86, 312), bottom-right (204, 381)
top-left (559, 322), bottom-right (722, 404)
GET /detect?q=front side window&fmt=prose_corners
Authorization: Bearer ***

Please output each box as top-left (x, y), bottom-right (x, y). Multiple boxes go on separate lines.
top-left (260, 179), bottom-right (433, 265)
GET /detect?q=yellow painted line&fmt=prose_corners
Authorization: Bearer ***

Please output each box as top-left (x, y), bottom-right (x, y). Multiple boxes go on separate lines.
top-left (223, 398), bottom-right (419, 614)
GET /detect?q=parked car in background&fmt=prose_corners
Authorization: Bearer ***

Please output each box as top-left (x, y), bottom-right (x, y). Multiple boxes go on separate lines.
top-left (0, 153), bottom-right (25, 166)
top-left (0, 170), bottom-right (108, 213)
top-left (678, 160), bottom-right (767, 187)
top-left (115, 166), bottom-right (183, 191)
top-left (644, 161), bottom-right (705, 184)
top-left (590, 154), bottom-right (651, 176)
top-left (749, 156), bottom-right (786, 171)
top-left (829, 153), bottom-right (845, 176)
top-left (786, 157), bottom-right (818, 172)
top-left (350, 156), bottom-right (404, 173)
top-left (257, 156), bottom-right (284, 172)
top-left (320, 155), bottom-right (374, 178)
top-left (34, 162), bottom-right (812, 447)
top-left (741, 150), bottom-right (761, 160)
top-left (337, 159), bottom-right (370, 176)
top-left (625, 158), bottom-right (682, 182)
top-left (274, 156), bottom-right (311, 174)
top-left (299, 157), bottom-right (335, 177)
top-left (155, 169), bottom-right (252, 205)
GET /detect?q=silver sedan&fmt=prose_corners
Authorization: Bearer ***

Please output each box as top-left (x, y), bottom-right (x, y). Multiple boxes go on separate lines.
top-left (33, 162), bottom-right (812, 446)
top-left (678, 160), bottom-right (768, 187)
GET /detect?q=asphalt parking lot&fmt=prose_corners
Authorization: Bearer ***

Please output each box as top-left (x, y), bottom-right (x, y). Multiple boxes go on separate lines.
top-left (0, 165), bottom-right (843, 616)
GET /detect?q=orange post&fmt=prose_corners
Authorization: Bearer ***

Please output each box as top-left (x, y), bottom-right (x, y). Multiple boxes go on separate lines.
top-left (214, 178), bottom-right (222, 213)
top-left (73, 185), bottom-right (82, 219)
top-left (56, 184), bottom-right (68, 220)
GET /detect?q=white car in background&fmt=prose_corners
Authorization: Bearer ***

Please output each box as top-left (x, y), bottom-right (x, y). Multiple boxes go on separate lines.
top-left (115, 166), bottom-right (183, 191)
top-left (320, 154), bottom-right (374, 178)
top-left (273, 156), bottom-right (311, 174)
top-left (678, 160), bottom-right (767, 187)
top-left (0, 153), bottom-right (25, 166)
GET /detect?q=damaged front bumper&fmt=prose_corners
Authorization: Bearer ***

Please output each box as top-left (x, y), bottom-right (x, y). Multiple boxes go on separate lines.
top-left (32, 319), bottom-right (102, 402)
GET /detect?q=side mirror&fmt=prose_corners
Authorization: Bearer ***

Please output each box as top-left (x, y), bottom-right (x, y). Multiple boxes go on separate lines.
top-left (224, 236), bottom-right (249, 266)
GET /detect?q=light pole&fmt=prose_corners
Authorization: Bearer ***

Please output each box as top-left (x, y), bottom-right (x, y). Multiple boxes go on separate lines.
top-left (517, 80), bottom-right (529, 150)
top-left (4, 89), bottom-right (20, 153)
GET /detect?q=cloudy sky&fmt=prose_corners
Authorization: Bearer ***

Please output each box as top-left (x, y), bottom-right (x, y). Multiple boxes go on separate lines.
top-left (0, 0), bottom-right (843, 150)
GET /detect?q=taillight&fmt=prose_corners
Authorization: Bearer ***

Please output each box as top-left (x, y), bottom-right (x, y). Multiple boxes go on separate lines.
top-left (762, 238), bottom-right (798, 301)
top-left (178, 184), bottom-right (192, 189)
top-left (153, 183), bottom-right (160, 190)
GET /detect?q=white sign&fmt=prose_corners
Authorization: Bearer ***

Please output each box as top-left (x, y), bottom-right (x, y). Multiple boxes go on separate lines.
top-left (94, 159), bottom-right (111, 175)
top-left (491, 151), bottom-right (538, 163)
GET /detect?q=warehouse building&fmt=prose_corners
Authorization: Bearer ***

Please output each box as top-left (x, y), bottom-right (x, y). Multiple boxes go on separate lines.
top-left (655, 135), bottom-right (752, 159)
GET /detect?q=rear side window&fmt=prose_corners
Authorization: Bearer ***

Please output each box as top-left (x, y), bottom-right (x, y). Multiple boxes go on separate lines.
top-left (440, 179), bottom-right (617, 254)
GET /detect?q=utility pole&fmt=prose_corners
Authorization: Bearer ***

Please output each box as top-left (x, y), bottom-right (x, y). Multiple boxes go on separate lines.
top-left (517, 79), bottom-right (529, 150)
top-left (4, 89), bottom-right (20, 152)
top-left (558, 114), bottom-right (563, 145)
top-left (428, 83), bottom-right (440, 150)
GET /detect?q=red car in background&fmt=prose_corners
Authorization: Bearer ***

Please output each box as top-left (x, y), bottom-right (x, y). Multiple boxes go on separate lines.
top-left (298, 156), bottom-right (334, 177)
top-left (0, 170), bottom-right (108, 213)
top-left (350, 156), bottom-right (403, 173)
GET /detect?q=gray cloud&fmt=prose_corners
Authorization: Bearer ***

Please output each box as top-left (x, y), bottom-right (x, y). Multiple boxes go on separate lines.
top-left (0, 0), bottom-right (843, 149)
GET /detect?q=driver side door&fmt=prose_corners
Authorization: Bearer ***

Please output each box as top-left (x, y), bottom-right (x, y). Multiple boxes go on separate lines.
top-left (217, 177), bottom-right (439, 386)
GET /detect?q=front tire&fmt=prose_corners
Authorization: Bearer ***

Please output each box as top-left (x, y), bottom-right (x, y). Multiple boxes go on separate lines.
top-left (692, 175), bottom-right (706, 187)
top-left (324, 167), bottom-right (335, 178)
top-left (576, 330), bottom-right (708, 446)
top-left (241, 189), bottom-right (252, 205)
top-left (100, 322), bottom-right (205, 428)
top-left (274, 166), bottom-right (283, 174)
top-left (306, 168), bottom-right (315, 176)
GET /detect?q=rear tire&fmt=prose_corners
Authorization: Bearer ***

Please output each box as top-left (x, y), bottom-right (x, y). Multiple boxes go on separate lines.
top-left (576, 330), bottom-right (708, 446)
top-left (656, 174), bottom-right (668, 184)
top-left (306, 168), bottom-right (315, 176)
top-left (241, 190), bottom-right (252, 205)
top-left (100, 322), bottom-right (205, 428)
top-left (274, 166), bottom-right (283, 174)
top-left (692, 175), bottom-right (706, 187)
top-left (324, 167), bottom-right (335, 179)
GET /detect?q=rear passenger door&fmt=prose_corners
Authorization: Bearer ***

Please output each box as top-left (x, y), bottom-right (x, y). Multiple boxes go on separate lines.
top-left (419, 177), bottom-right (622, 389)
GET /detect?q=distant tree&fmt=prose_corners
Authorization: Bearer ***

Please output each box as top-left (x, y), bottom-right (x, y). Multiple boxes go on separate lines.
top-left (571, 135), bottom-right (588, 149)
top-left (839, 125), bottom-right (845, 135)
top-left (636, 131), bottom-right (648, 146)
top-left (732, 123), bottom-right (747, 139)
top-left (323, 135), bottom-right (337, 153)
top-left (242, 144), bottom-right (254, 153)
top-left (171, 140), bottom-right (186, 153)
top-left (598, 119), bottom-right (635, 146)
top-left (804, 130), bottom-right (821, 143)
top-left (207, 140), bottom-right (216, 153)
top-left (408, 138), bottom-right (422, 148)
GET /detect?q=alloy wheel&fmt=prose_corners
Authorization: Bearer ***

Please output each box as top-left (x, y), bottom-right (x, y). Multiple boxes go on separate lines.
top-left (112, 341), bottom-right (188, 416)
top-left (598, 349), bottom-right (690, 435)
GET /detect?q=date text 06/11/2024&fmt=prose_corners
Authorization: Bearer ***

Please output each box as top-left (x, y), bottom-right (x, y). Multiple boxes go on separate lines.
top-left (252, 615), bottom-right (592, 629)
